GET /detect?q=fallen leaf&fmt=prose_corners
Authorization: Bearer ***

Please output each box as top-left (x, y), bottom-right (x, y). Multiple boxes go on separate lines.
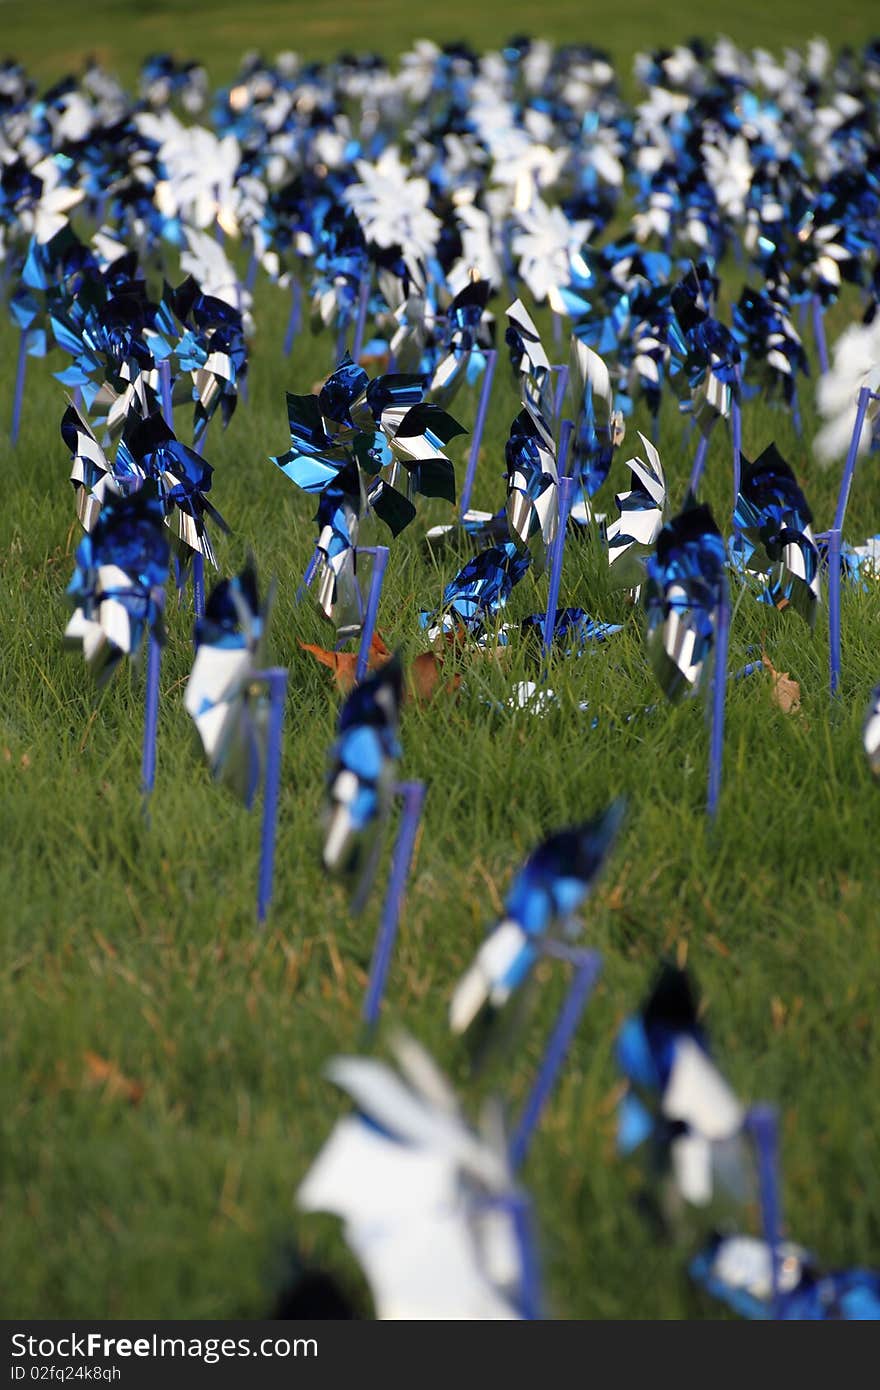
top-left (762, 652), bottom-right (801, 715)
top-left (409, 650), bottom-right (461, 703)
top-left (83, 1052), bottom-right (145, 1105)
top-left (300, 632), bottom-right (391, 692)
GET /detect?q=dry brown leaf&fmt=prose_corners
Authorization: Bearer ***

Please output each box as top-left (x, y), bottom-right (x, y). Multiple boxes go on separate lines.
top-left (762, 651), bottom-right (801, 715)
top-left (83, 1052), bottom-right (145, 1106)
top-left (299, 631), bottom-right (391, 692)
top-left (409, 650), bottom-right (461, 704)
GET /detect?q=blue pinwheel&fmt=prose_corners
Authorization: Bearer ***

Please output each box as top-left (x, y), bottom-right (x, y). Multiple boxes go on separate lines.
top-left (733, 444), bottom-right (820, 626)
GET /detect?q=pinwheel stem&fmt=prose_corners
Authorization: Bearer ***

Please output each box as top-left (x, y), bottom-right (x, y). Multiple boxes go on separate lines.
top-left (192, 553), bottom-right (205, 619)
top-left (509, 948), bottom-right (603, 1171)
top-left (256, 667), bottom-right (289, 924)
top-left (362, 779), bottom-right (426, 1028)
top-left (833, 386), bottom-right (873, 533)
top-left (552, 364), bottom-right (569, 423)
top-left (557, 418), bottom-right (574, 477)
top-left (746, 1105), bottom-right (784, 1318)
top-left (688, 423), bottom-right (714, 496)
top-left (141, 590), bottom-right (166, 800)
top-left (731, 393), bottom-right (743, 536)
top-left (828, 526), bottom-right (842, 697)
top-left (542, 476), bottom-right (576, 660)
top-left (352, 278), bottom-right (370, 362)
top-left (355, 546), bottom-right (389, 683)
top-left (707, 584), bottom-right (730, 819)
top-left (811, 295), bottom-right (829, 375)
top-left (459, 349), bottom-right (497, 517)
top-left (283, 279), bottom-right (301, 357)
top-left (10, 329), bottom-right (27, 445)
top-left (245, 249), bottom-right (259, 292)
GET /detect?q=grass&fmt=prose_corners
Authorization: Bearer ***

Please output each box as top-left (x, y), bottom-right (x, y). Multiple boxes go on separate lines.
top-left (2, 6), bottom-right (880, 1321)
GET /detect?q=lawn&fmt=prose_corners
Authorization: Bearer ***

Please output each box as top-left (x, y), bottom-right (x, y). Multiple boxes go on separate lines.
top-left (1, 2), bottom-right (880, 1320)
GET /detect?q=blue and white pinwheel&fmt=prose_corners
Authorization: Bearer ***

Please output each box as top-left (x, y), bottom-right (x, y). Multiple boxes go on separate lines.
top-left (450, 803), bottom-right (625, 1034)
top-left (644, 503), bottom-right (727, 701)
top-left (734, 444), bottom-right (820, 626)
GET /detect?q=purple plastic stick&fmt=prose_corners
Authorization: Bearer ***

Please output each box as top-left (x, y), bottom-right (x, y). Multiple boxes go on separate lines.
top-left (707, 583), bottom-right (730, 819)
top-left (828, 526), bottom-right (842, 697)
top-left (557, 418), bottom-right (574, 477)
top-left (362, 779), bottom-right (426, 1027)
top-left (833, 386), bottom-right (872, 533)
top-left (459, 349), bottom-right (497, 517)
top-left (507, 1193), bottom-right (543, 1319)
top-left (10, 329), bottom-right (27, 444)
top-left (509, 949), bottom-right (603, 1170)
top-left (245, 249), bottom-right (258, 292)
top-left (141, 588), bottom-right (166, 798)
top-left (352, 277), bottom-right (370, 362)
top-left (553, 364), bottom-right (569, 423)
top-left (255, 667), bottom-right (288, 924)
top-left (192, 552), bottom-right (205, 618)
top-left (747, 1105), bottom-right (783, 1317)
top-left (283, 279), bottom-right (301, 357)
top-left (355, 546), bottom-right (389, 683)
top-left (688, 423), bottom-right (713, 496)
top-left (542, 475), bottom-right (576, 659)
top-left (731, 392), bottom-right (742, 526)
top-left (811, 295), bottom-right (829, 375)
top-left (158, 360), bottom-right (173, 429)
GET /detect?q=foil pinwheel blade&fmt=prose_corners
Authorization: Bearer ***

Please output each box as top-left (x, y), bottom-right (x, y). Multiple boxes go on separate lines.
top-left (644, 503), bottom-right (727, 701)
top-left (734, 443), bottom-right (820, 626)
top-left (607, 432), bottom-right (666, 587)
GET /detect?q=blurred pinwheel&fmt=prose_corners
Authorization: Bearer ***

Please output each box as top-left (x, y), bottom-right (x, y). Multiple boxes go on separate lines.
top-left (184, 559), bottom-right (274, 805)
top-left (668, 264), bottom-right (741, 430)
top-left (520, 608), bottom-right (622, 655)
top-left (814, 312), bottom-right (880, 463)
top-left (692, 1234), bottom-right (880, 1320)
top-left (298, 1032), bottom-right (539, 1320)
top-left (421, 542), bottom-right (531, 639)
top-left (505, 403), bottom-right (559, 569)
top-left (733, 444), bottom-right (820, 626)
top-left (64, 485), bottom-right (169, 686)
top-left (606, 432), bottom-right (666, 587)
top-left (863, 683), bottom-right (880, 777)
top-left (428, 276), bottom-right (495, 410)
top-left (323, 655), bottom-right (403, 883)
top-left (450, 802), bottom-right (625, 1035)
top-left (644, 502), bottom-right (727, 701)
top-left (732, 285), bottom-right (809, 408)
top-left (616, 964), bottom-right (748, 1208)
top-left (160, 276), bottom-right (248, 438)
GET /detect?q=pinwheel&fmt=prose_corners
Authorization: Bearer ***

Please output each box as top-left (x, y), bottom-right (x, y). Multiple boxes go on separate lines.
top-left (60, 400), bottom-right (118, 531)
top-left (184, 560), bottom-right (286, 921)
top-left (64, 485), bottom-right (169, 687)
top-left (428, 276), bottom-right (495, 412)
top-left (616, 964), bottom-right (748, 1208)
top-left (644, 502), bottom-right (729, 814)
top-left (691, 1234), bottom-right (880, 1320)
top-left (298, 1033), bottom-right (541, 1319)
top-left (520, 608), bottom-right (622, 654)
top-left (421, 542), bottom-right (532, 640)
top-left (668, 264), bottom-right (741, 495)
top-left (732, 285), bottom-right (809, 412)
top-left (505, 404), bottom-right (559, 570)
top-left (733, 444), bottom-right (820, 626)
top-left (160, 276), bottom-right (248, 441)
top-left (323, 656), bottom-right (403, 884)
top-left (606, 432), bottom-right (666, 588)
top-left (450, 802), bottom-right (625, 1037)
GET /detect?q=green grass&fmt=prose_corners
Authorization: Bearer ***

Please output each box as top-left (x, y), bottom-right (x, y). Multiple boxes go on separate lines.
top-left (2, 6), bottom-right (880, 1321)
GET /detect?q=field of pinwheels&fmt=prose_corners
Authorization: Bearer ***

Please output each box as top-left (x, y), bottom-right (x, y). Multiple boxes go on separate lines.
top-left (3, 6), bottom-right (880, 1324)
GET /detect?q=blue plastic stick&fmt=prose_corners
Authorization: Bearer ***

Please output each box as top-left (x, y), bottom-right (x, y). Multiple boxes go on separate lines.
top-left (542, 476), bottom-right (576, 659)
top-left (747, 1105), bottom-right (783, 1318)
top-left (10, 329), bottom-right (27, 444)
top-left (688, 423), bottom-right (713, 496)
top-left (707, 583), bottom-right (730, 819)
top-left (352, 277), bottom-right (370, 362)
top-left (283, 279), bottom-right (301, 357)
top-left (362, 779), bottom-right (426, 1027)
top-left (510, 949), bottom-right (603, 1170)
top-left (833, 386), bottom-right (872, 533)
top-left (557, 418), bottom-right (574, 478)
top-left (355, 546), bottom-right (389, 682)
top-left (141, 588), bottom-right (166, 798)
top-left (459, 349), bottom-right (497, 517)
top-left (553, 364), bottom-right (570, 423)
top-left (255, 667), bottom-right (288, 924)
top-left (245, 249), bottom-right (258, 292)
top-left (811, 295), bottom-right (829, 375)
top-left (192, 553), bottom-right (205, 618)
top-left (828, 526), bottom-right (842, 697)
top-left (731, 391), bottom-right (742, 534)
